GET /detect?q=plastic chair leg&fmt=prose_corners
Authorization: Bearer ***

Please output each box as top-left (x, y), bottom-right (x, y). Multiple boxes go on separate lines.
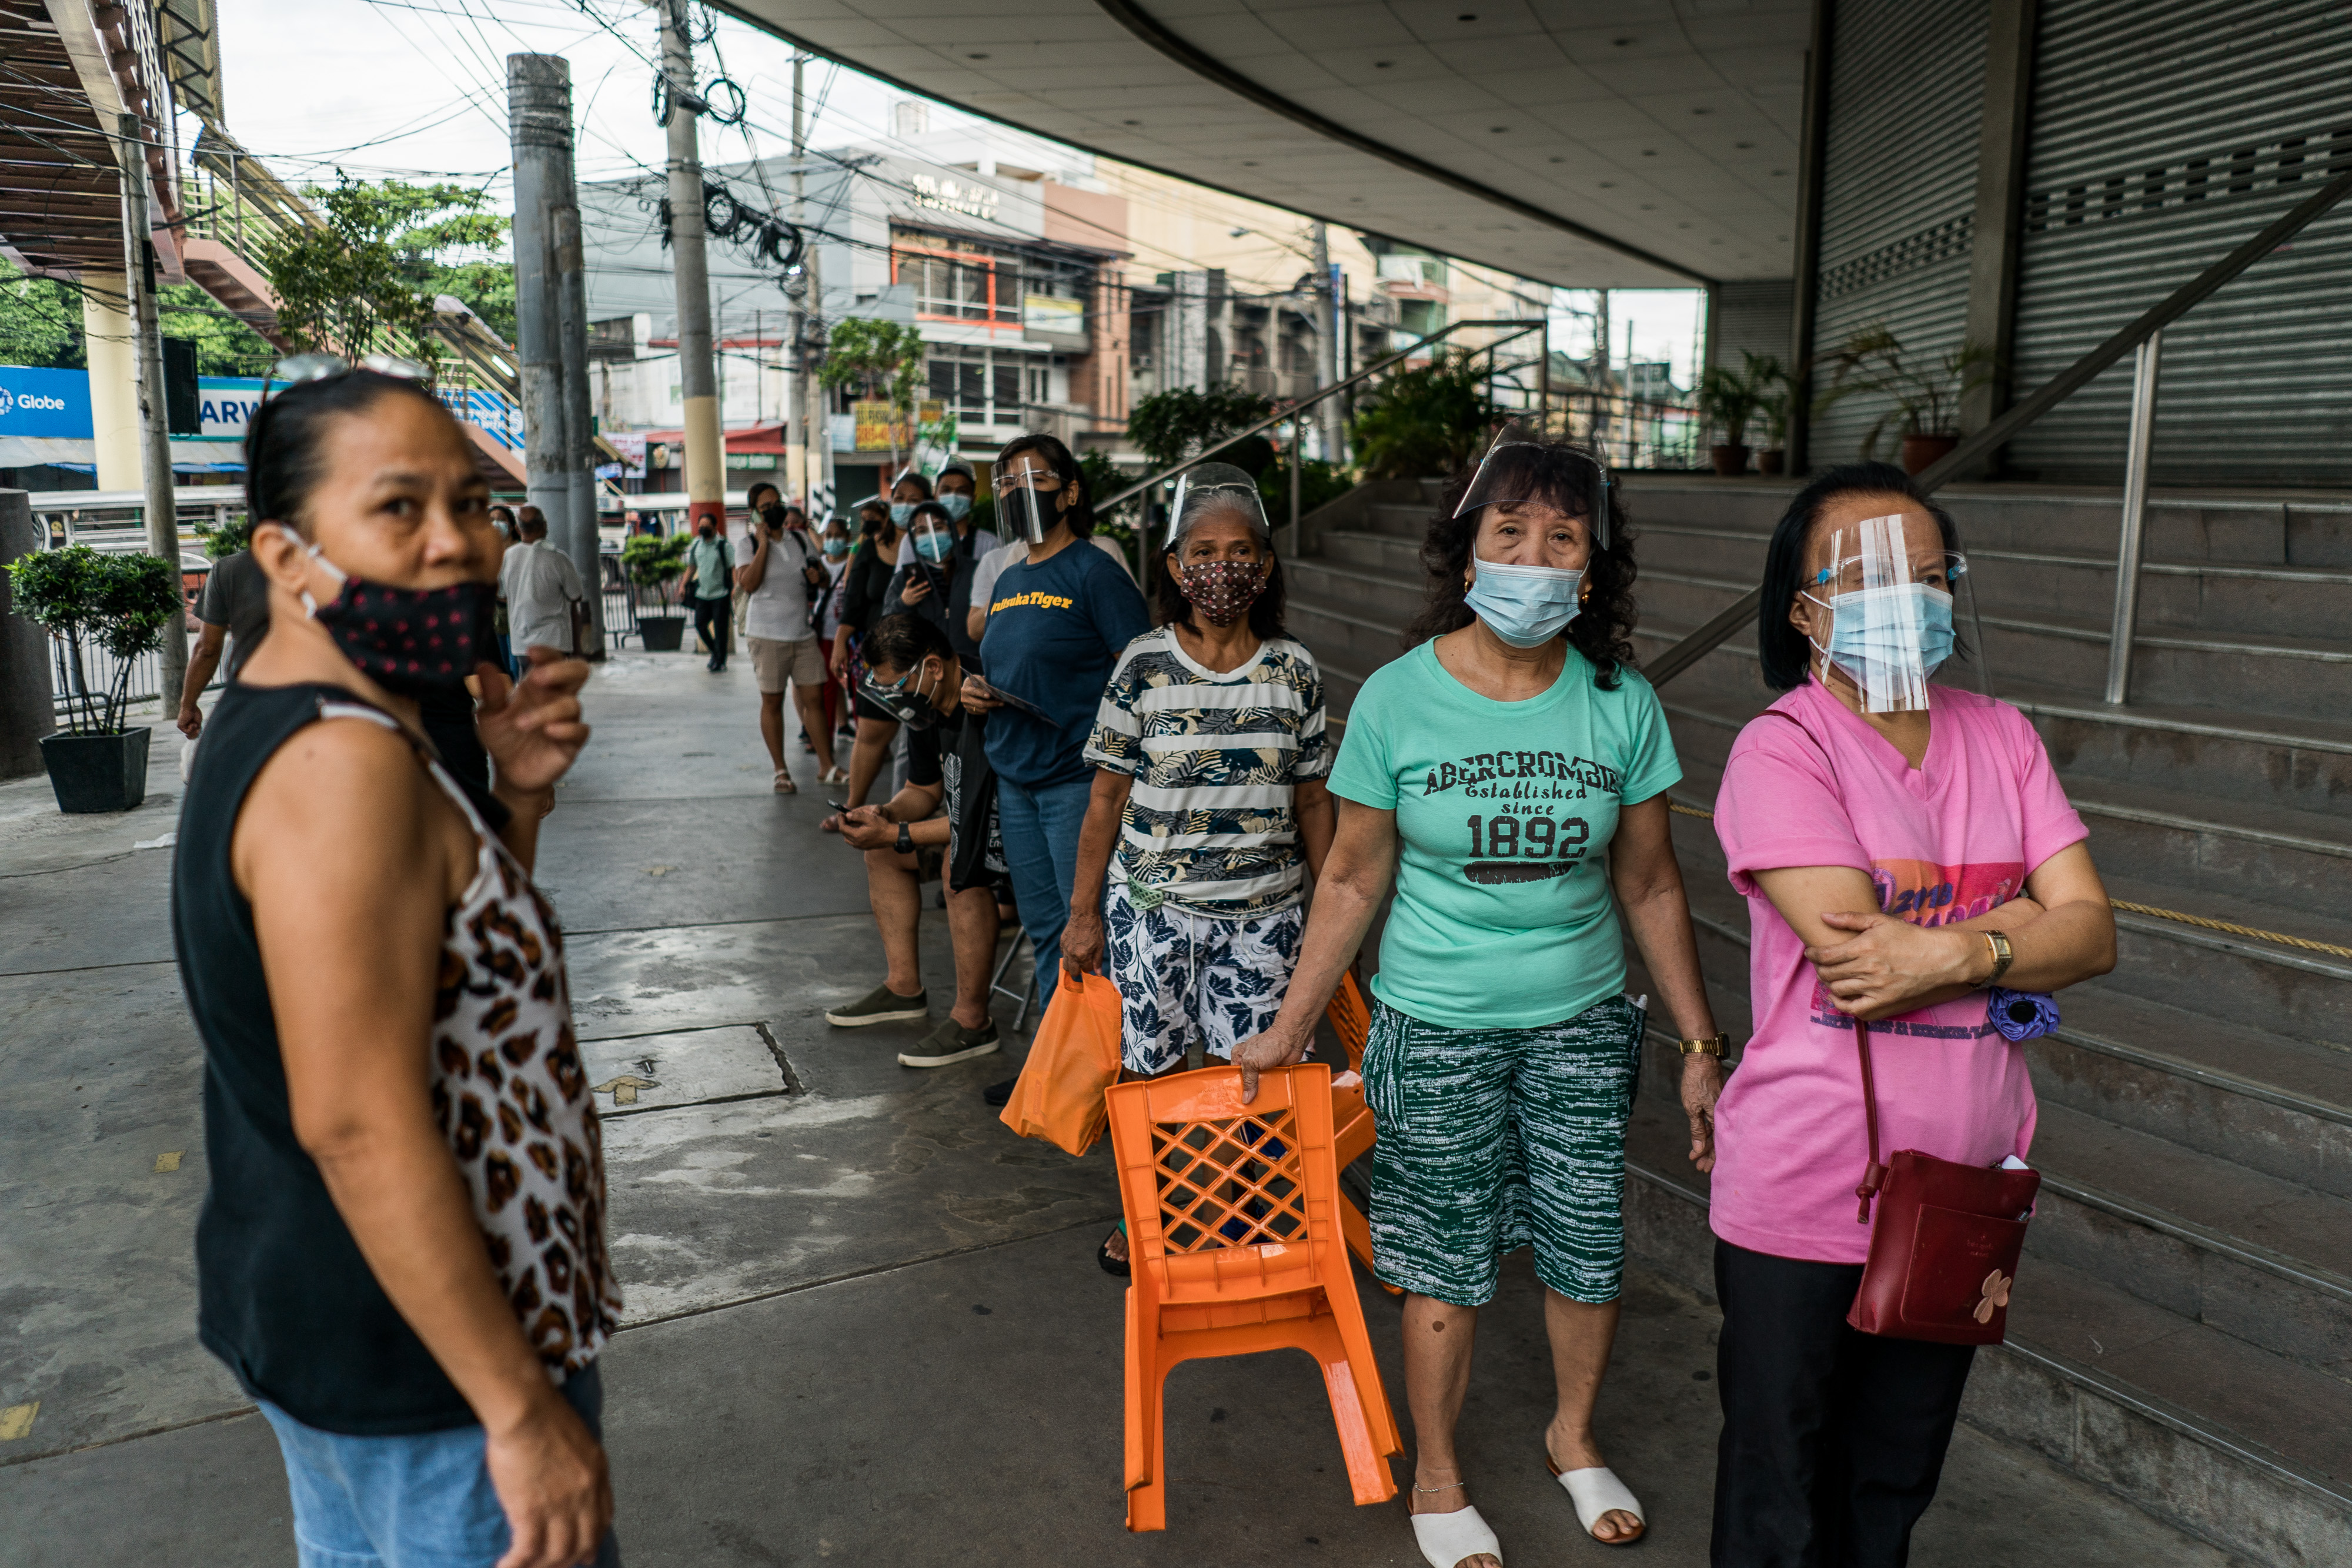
top-left (1305, 1318), bottom-right (1401, 1506)
top-left (1124, 1290), bottom-right (1170, 1533)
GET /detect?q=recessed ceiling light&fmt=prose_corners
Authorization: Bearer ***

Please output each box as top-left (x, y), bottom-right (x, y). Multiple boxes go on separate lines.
top-left (1599, 181), bottom-right (1615, 188)
top-left (1677, 222), bottom-right (1690, 228)
top-left (1691, 108), bottom-right (1711, 116)
top-left (1458, 12), bottom-right (1477, 19)
top-left (1771, 169), bottom-right (1787, 176)
top-left (1612, 36), bottom-right (1634, 45)
top-left (1124, 119), bottom-right (1141, 126)
top-left (1548, 156), bottom-right (1564, 163)
top-left (967, 53), bottom-right (988, 60)
top-left (1375, 60), bottom-right (1394, 68)
top-left (1641, 149), bottom-right (1656, 156)
top-left (1735, 141), bottom-right (1754, 149)
top-left (1639, 204), bottom-right (1654, 210)
top-left (1242, 161), bottom-right (1258, 166)
top-left (1490, 126), bottom-right (1508, 133)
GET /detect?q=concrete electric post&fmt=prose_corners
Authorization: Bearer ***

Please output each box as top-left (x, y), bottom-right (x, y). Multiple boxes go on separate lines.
top-left (789, 51), bottom-right (823, 516)
top-left (118, 115), bottom-right (188, 709)
top-left (510, 54), bottom-right (606, 654)
top-left (1312, 222), bottom-right (1343, 466)
top-left (659, 0), bottom-right (723, 534)
top-left (508, 58), bottom-right (574, 575)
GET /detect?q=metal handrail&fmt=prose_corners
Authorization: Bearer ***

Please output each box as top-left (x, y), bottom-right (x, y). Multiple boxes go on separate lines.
top-left (1095, 317), bottom-right (1545, 517)
top-left (1642, 163), bottom-right (2352, 690)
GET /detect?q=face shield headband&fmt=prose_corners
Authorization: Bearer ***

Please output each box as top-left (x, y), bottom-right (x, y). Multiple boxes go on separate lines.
top-left (1454, 426), bottom-right (1613, 551)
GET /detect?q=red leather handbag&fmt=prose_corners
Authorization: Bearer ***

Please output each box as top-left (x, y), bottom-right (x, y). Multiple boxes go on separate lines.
top-left (1845, 1018), bottom-right (2043, 1344)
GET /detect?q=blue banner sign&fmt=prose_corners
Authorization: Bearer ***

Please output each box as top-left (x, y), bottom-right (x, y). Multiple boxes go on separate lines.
top-left (198, 376), bottom-right (266, 441)
top-left (0, 365), bottom-right (93, 438)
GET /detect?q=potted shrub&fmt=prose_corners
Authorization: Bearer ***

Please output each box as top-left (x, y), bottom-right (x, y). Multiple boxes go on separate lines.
top-left (1697, 350), bottom-right (1783, 476)
top-left (1816, 325), bottom-right (1994, 474)
top-left (1346, 350), bottom-right (1497, 479)
top-left (621, 532), bottom-right (691, 651)
top-left (1752, 355), bottom-right (1794, 476)
top-left (6, 544), bottom-right (184, 813)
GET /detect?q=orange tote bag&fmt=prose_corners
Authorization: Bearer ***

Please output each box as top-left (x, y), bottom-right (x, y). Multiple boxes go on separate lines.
top-left (998, 971), bottom-right (1125, 1156)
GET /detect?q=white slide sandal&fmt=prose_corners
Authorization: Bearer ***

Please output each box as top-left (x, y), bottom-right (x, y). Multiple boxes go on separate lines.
top-left (1411, 1503), bottom-right (1502, 1568)
top-left (1555, 1466), bottom-right (1647, 1544)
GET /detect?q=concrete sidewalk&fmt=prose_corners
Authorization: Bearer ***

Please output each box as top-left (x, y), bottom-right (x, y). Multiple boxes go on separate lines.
top-left (0, 654), bottom-right (2231, 1565)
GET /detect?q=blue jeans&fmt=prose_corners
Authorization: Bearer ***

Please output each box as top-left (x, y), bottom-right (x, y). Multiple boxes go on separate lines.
top-left (257, 1365), bottom-right (620, 1568)
top-left (994, 774), bottom-right (1094, 1011)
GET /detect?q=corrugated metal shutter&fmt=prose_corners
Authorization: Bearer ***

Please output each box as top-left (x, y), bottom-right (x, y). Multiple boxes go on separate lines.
top-left (2007, 0), bottom-right (2352, 484)
top-left (1809, 0), bottom-right (1990, 465)
top-left (1710, 279), bottom-right (1795, 373)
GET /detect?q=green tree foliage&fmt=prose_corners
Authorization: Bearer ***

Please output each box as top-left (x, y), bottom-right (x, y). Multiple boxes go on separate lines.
top-left (1257, 456), bottom-right (1353, 522)
top-left (1347, 350), bottom-right (1497, 479)
top-left (817, 317), bottom-right (926, 467)
top-left (160, 282), bottom-right (276, 376)
top-left (0, 259), bottom-right (88, 369)
top-left (264, 174), bottom-right (511, 362)
top-left (6, 545), bottom-right (185, 734)
top-left (1125, 385), bottom-right (1275, 474)
top-left (2, 260), bottom-right (276, 378)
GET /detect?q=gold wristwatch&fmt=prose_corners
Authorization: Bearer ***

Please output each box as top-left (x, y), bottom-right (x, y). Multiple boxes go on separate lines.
top-left (1977, 930), bottom-right (2015, 988)
top-left (1676, 1032), bottom-right (1730, 1057)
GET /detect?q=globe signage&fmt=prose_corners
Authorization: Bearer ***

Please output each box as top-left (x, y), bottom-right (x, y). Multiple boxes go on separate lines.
top-left (0, 366), bottom-right (89, 437)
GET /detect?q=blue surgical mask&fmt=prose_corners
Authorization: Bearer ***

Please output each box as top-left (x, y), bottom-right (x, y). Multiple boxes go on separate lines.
top-left (823, 537), bottom-right (849, 559)
top-left (1464, 559), bottom-right (1583, 647)
top-left (914, 527), bottom-right (952, 563)
top-left (937, 492), bottom-right (972, 523)
top-left (1809, 584), bottom-right (1955, 708)
top-left (889, 502), bottom-right (914, 526)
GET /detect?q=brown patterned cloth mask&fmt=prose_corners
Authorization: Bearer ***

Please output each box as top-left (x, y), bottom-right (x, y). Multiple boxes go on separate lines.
top-left (1177, 559), bottom-right (1267, 627)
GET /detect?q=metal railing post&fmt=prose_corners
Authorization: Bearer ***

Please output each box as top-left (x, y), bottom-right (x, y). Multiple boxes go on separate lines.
top-left (2104, 330), bottom-right (2163, 706)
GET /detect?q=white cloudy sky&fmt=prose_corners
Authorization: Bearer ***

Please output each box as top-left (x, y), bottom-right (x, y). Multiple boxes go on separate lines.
top-left (209, 0), bottom-right (1702, 379)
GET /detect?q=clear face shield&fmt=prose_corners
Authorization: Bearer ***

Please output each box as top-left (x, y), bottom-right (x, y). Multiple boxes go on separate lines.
top-left (1803, 512), bottom-right (1966, 713)
top-left (999, 464), bottom-right (1061, 546)
top-left (1455, 420), bottom-right (1612, 552)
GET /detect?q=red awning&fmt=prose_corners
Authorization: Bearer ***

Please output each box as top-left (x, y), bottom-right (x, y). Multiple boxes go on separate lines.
top-left (628, 422), bottom-right (788, 454)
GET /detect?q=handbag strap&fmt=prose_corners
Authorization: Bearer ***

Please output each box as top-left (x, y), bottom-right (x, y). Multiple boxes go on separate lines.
top-left (1853, 1016), bottom-right (1890, 1223)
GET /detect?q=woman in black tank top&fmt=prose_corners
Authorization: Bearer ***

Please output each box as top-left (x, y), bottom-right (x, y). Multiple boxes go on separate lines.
top-left (172, 364), bottom-right (615, 1568)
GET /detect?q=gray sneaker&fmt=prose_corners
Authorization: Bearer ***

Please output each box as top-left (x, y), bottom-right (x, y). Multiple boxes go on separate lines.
top-left (898, 1016), bottom-right (1002, 1068)
top-left (825, 983), bottom-right (928, 1027)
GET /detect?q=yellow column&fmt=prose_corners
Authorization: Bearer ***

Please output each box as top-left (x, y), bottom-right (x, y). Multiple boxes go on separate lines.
top-left (683, 393), bottom-right (723, 532)
top-left (81, 274), bottom-right (140, 492)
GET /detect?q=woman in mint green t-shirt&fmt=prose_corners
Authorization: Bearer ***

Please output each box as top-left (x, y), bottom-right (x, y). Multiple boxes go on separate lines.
top-left (1231, 433), bottom-right (1724, 1568)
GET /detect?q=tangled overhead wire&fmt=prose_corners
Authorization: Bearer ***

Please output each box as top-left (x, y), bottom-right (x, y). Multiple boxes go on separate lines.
top-left (652, 177), bottom-right (806, 279)
top-left (651, 68), bottom-right (743, 128)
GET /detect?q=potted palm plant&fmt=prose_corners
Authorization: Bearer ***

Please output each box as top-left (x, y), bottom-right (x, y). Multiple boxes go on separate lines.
top-left (1750, 354), bottom-right (1793, 476)
top-left (1816, 325), bottom-right (1994, 473)
top-left (1696, 351), bottom-right (1785, 476)
top-left (621, 532), bottom-right (691, 651)
top-left (5, 544), bottom-right (185, 813)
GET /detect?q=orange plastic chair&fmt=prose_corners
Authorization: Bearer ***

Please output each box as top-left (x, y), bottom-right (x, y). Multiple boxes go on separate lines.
top-left (1107, 1062), bottom-right (1402, 1532)
top-left (1321, 973), bottom-right (1396, 1293)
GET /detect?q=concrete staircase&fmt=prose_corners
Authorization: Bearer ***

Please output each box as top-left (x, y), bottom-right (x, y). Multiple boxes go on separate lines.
top-left (1285, 474), bottom-right (2352, 1566)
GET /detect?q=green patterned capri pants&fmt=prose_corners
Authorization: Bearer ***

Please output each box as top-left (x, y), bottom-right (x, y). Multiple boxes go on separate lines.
top-left (1361, 992), bottom-right (1643, 1308)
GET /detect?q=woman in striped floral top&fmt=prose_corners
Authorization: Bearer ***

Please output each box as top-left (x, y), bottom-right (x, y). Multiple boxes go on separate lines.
top-left (1063, 464), bottom-right (1335, 1273)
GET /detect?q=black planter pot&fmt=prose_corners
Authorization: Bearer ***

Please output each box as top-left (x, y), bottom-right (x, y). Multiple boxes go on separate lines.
top-left (41, 726), bottom-right (151, 814)
top-left (637, 615), bottom-right (687, 652)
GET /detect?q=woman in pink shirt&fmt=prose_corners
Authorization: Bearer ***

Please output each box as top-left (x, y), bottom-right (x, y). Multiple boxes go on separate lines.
top-left (1709, 464), bottom-right (2115, 1566)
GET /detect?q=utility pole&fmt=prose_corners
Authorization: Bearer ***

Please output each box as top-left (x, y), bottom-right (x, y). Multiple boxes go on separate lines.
top-left (1311, 221), bottom-right (1342, 465)
top-left (790, 51), bottom-right (828, 517)
top-left (554, 198), bottom-right (604, 655)
top-left (1591, 289), bottom-right (1612, 460)
top-left (660, 0), bottom-right (723, 535)
top-left (119, 114), bottom-right (186, 707)
top-left (509, 58), bottom-right (571, 574)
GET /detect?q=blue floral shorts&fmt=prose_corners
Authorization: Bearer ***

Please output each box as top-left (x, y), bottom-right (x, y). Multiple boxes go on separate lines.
top-left (1102, 880), bottom-right (1304, 1076)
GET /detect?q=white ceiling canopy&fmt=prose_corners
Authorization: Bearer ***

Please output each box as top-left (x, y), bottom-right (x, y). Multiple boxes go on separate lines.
top-left (714, 1), bottom-right (1812, 289)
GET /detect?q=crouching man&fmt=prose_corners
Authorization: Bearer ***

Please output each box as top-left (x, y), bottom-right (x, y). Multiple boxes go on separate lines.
top-left (823, 613), bottom-right (1009, 1068)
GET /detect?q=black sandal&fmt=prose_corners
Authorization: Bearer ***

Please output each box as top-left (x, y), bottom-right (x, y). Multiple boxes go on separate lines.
top-left (1098, 1220), bottom-right (1131, 1278)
